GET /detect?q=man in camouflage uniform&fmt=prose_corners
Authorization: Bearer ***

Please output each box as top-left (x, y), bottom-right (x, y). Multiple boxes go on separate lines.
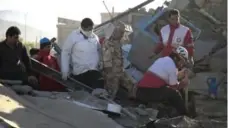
top-left (102, 22), bottom-right (136, 99)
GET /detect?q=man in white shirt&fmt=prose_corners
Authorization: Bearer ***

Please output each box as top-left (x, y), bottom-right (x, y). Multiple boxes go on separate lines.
top-left (61, 18), bottom-right (104, 89)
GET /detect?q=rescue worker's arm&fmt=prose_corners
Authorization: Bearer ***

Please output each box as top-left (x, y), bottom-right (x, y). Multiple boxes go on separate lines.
top-left (61, 32), bottom-right (75, 76)
top-left (183, 29), bottom-right (194, 64)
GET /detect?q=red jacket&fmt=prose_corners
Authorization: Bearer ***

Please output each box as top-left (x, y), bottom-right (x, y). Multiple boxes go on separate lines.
top-left (36, 50), bottom-right (65, 91)
top-left (154, 24), bottom-right (194, 57)
top-left (138, 71), bottom-right (181, 90)
top-left (138, 71), bottom-right (166, 88)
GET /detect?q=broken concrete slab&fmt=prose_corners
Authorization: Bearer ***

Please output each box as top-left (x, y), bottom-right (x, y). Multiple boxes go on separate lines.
top-left (151, 116), bottom-right (227, 128)
top-left (195, 95), bottom-right (227, 118)
top-left (23, 96), bottom-right (123, 128)
top-left (0, 84), bottom-right (123, 128)
top-left (209, 47), bottom-right (227, 72)
top-left (188, 72), bottom-right (225, 95)
top-left (194, 40), bottom-right (217, 61)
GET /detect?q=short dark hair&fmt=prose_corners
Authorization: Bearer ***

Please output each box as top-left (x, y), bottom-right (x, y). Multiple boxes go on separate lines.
top-left (81, 18), bottom-right (94, 28)
top-left (168, 9), bottom-right (180, 17)
top-left (5, 26), bottom-right (21, 37)
top-left (29, 48), bottom-right (40, 56)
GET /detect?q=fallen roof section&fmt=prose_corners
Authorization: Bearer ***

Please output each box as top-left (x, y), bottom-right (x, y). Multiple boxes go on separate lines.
top-left (0, 84), bottom-right (123, 128)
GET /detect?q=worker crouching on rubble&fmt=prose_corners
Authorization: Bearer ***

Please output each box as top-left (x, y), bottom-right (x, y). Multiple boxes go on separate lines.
top-left (150, 9), bottom-right (194, 66)
top-left (61, 18), bottom-right (104, 89)
top-left (136, 49), bottom-right (189, 116)
top-left (0, 26), bottom-right (38, 87)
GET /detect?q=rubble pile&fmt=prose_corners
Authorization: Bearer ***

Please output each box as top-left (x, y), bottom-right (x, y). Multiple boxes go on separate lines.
top-left (0, 0), bottom-right (226, 128)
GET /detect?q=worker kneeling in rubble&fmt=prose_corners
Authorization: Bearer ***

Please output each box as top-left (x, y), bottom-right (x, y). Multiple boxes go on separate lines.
top-left (61, 18), bottom-right (104, 89)
top-left (136, 48), bottom-right (189, 116)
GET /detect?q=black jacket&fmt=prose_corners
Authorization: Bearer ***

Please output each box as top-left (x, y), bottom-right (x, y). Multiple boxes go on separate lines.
top-left (0, 40), bottom-right (31, 80)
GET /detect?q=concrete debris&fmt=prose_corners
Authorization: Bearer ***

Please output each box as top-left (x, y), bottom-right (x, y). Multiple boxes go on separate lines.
top-left (194, 40), bottom-right (217, 61)
top-left (188, 72), bottom-right (225, 96)
top-left (0, 0), bottom-right (226, 127)
top-left (0, 84), bottom-right (123, 128)
top-left (209, 47), bottom-right (227, 72)
top-left (149, 116), bottom-right (227, 128)
top-left (194, 95), bottom-right (227, 118)
top-left (10, 85), bottom-right (33, 94)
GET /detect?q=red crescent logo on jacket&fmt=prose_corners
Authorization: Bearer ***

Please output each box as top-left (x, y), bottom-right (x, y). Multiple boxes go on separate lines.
top-left (176, 38), bottom-right (181, 42)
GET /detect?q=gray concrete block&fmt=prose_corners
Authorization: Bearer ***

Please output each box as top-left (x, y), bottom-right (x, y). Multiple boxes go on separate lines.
top-left (188, 72), bottom-right (225, 95)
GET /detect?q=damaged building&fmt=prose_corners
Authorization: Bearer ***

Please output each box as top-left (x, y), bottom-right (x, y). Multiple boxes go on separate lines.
top-left (0, 0), bottom-right (227, 127)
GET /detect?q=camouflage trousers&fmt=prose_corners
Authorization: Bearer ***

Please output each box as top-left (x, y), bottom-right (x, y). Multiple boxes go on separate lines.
top-left (103, 67), bottom-right (136, 98)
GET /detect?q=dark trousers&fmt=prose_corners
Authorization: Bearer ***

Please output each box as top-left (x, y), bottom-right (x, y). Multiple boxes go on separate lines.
top-left (72, 70), bottom-right (104, 89)
top-left (136, 86), bottom-right (187, 115)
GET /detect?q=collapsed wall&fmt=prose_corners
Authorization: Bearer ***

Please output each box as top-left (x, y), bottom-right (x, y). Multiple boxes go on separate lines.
top-left (127, 0), bottom-right (227, 99)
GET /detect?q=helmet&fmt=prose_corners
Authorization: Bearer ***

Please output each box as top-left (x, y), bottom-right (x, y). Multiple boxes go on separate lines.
top-left (176, 46), bottom-right (188, 59)
top-left (40, 37), bottom-right (50, 44)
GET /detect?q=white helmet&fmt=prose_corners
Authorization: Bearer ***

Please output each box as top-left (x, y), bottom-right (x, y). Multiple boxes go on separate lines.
top-left (176, 46), bottom-right (188, 59)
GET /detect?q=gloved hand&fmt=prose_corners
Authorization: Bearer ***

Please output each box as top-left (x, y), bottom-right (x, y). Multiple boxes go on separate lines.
top-left (91, 88), bottom-right (109, 98)
top-left (62, 72), bottom-right (68, 80)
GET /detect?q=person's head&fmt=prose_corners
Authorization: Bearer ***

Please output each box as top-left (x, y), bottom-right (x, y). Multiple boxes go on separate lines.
top-left (169, 50), bottom-right (186, 69)
top-left (168, 9), bottom-right (180, 26)
top-left (40, 37), bottom-right (51, 51)
top-left (80, 18), bottom-right (94, 37)
top-left (5, 26), bottom-right (21, 45)
top-left (29, 48), bottom-right (40, 58)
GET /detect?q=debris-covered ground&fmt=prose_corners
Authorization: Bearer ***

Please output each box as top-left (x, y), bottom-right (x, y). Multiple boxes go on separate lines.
top-left (0, 0), bottom-right (227, 128)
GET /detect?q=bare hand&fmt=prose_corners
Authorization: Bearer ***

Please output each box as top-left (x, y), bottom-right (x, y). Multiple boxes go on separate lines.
top-left (180, 76), bottom-right (189, 88)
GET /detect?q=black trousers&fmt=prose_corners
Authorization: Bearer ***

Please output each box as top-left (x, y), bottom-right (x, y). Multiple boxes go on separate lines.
top-left (136, 86), bottom-right (187, 115)
top-left (72, 70), bottom-right (104, 89)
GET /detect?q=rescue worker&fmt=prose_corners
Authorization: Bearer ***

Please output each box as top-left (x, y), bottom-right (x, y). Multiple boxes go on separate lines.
top-left (39, 48), bottom-right (66, 91)
top-left (0, 26), bottom-right (38, 86)
top-left (150, 9), bottom-right (194, 66)
top-left (102, 22), bottom-right (136, 99)
top-left (136, 49), bottom-right (189, 116)
top-left (61, 18), bottom-right (104, 89)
